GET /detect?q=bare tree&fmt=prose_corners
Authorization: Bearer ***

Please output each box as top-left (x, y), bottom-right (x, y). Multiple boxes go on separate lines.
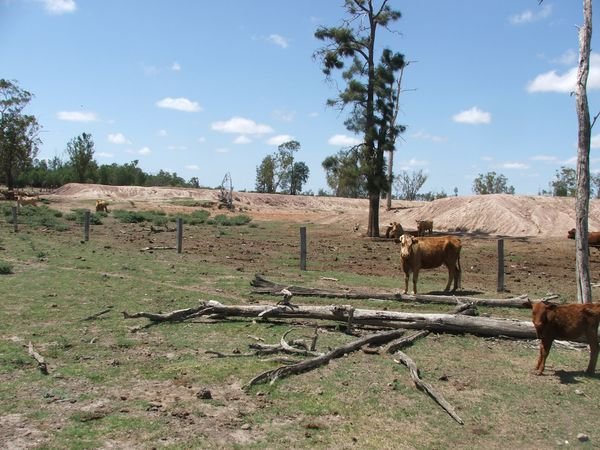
top-left (574, 0), bottom-right (593, 303)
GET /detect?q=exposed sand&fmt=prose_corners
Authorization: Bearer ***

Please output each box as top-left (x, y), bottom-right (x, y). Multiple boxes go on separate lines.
top-left (48, 183), bottom-right (600, 237)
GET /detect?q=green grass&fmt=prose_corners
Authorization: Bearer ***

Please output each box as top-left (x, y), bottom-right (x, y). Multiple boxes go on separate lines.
top-left (0, 204), bottom-right (599, 449)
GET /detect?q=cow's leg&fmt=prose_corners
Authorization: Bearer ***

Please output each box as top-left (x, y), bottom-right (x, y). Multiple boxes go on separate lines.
top-left (535, 337), bottom-right (553, 375)
top-left (443, 264), bottom-right (453, 292)
top-left (412, 269), bottom-right (418, 295)
top-left (585, 329), bottom-right (599, 374)
top-left (403, 270), bottom-right (410, 294)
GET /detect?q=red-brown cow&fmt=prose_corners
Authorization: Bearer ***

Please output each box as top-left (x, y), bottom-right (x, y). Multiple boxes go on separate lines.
top-left (396, 234), bottom-right (462, 295)
top-left (416, 220), bottom-right (433, 236)
top-left (567, 228), bottom-right (600, 248)
top-left (385, 222), bottom-right (404, 239)
top-left (526, 299), bottom-right (600, 375)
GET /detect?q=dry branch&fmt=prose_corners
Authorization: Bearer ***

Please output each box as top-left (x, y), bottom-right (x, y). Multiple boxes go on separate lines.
top-left (394, 351), bottom-right (464, 425)
top-left (250, 274), bottom-right (538, 308)
top-left (243, 329), bottom-right (407, 389)
top-left (386, 330), bottom-right (431, 354)
top-left (28, 342), bottom-right (48, 375)
top-left (82, 306), bottom-right (113, 321)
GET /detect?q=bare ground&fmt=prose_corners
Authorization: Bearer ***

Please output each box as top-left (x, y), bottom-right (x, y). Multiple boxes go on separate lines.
top-left (49, 183), bottom-right (600, 237)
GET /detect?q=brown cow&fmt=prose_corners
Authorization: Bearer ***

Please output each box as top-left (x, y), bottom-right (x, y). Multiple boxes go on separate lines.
top-left (396, 233), bottom-right (461, 295)
top-left (526, 299), bottom-right (600, 375)
top-left (17, 196), bottom-right (38, 207)
top-left (95, 200), bottom-right (110, 213)
top-left (385, 222), bottom-right (404, 239)
top-left (416, 220), bottom-right (433, 236)
top-left (567, 228), bottom-right (600, 248)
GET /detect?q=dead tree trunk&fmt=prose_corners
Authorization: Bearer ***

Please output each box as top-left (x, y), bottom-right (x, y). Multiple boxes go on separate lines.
top-left (123, 300), bottom-right (537, 339)
top-left (575, 0), bottom-right (593, 303)
top-left (250, 274), bottom-right (542, 308)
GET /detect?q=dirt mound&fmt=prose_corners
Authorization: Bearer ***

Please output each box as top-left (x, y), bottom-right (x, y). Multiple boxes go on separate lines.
top-left (48, 183), bottom-right (600, 237)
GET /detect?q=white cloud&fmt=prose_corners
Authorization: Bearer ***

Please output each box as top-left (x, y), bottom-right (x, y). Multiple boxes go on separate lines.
top-left (234, 135), bottom-right (252, 144)
top-left (211, 116), bottom-right (273, 135)
top-left (138, 147), bottom-right (151, 155)
top-left (273, 109), bottom-right (295, 122)
top-left (57, 111), bottom-right (97, 122)
top-left (592, 134), bottom-right (600, 149)
top-left (197, 136), bottom-right (206, 143)
top-left (452, 107), bottom-right (491, 125)
top-left (156, 97), bottom-right (202, 112)
top-left (96, 152), bottom-right (114, 158)
top-left (509, 4), bottom-right (552, 25)
top-left (171, 62), bottom-right (181, 71)
top-left (328, 134), bottom-right (361, 146)
top-left (267, 34), bottom-right (289, 48)
top-left (398, 158), bottom-right (428, 170)
top-left (267, 134), bottom-right (294, 146)
top-left (157, 129), bottom-right (168, 137)
top-left (40, 0), bottom-right (76, 15)
top-left (531, 155), bottom-right (559, 162)
top-left (527, 53), bottom-right (600, 93)
top-left (107, 133), bottom-right (131, 145)
top-left (185, 164), bottom-right (199, 170)
top-left (216, 148), bottom-right (229, 153)
top-left (411, 130), bottom-right (447, 143)
top-left (499, 162), bottom-right (529, 169)
top-left (551, 49), bottom-right (578, 66)
top-left (167, 145), bottom-right (187, 151)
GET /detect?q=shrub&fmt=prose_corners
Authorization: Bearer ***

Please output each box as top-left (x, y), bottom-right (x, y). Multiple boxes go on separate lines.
top-left (208, 214), bottom-right (252, 226)
top-left (0, 261), bottom-right (13, 274)
top-left (112, 210), bottom-right (164, 224)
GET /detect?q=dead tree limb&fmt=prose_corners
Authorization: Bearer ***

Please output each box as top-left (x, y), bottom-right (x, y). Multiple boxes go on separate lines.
top-left (243, 329), bottom-right (406, 389)
top-left (122, 305), bottom-right (210, 322)
top-left (124, 300), bottom-right (537, 340)
top-left (280, 329), bottom-right (324, 357)
top-left (82, 306), bottom-right (113, 321)
top-left (386, 330), bottom-right (431, 354)
top-left (28, 342), bottom-right (48, 375)
top-left (250, 274), bottom-right (543, 308)
top-left (393, 351), bottom-right (464, 425)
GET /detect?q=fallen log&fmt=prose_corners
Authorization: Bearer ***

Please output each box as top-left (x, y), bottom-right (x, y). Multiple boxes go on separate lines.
top-left (394, 351), bottom-right (464, 425)
top-left (123, 300), bottom-right (537, 339)
top-left (243, 328), bottom-right (406, 389)
top-left (28, 342), bottom-right (48, 375)
top-left (250, 274), bottom-right (543, 308)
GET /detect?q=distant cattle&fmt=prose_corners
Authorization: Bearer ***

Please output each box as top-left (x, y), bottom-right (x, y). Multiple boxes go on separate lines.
top-left (95, 200), bottom-right (110, 213)
top-left (526, 299), bottom-right (600, 375)
top-left (17, 196), bottom-right (38, 207)
top-left (567, 228), bottom-right (600, 249)
top-left (385, 222), bottom-right (404, 239)
top-left (396, 234), bottom-right (462, 295)
top-left (416, 220), bottom-right (433, 236)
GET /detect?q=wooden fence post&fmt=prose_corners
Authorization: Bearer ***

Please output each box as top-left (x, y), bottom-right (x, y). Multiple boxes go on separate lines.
top-left (11, 206), bottom-right (18, 232)
top-left (300, 226), bottom-right (307, 271)
top-left (176, 218), bottom-right (183, 254)
top-left (83, 210), bottom-right (90, 241)
top-left (497, 239), bottom-right (505, 292)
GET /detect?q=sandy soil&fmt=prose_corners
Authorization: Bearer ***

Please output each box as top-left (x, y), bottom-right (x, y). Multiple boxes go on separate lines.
top-left (48, 183), bottom-right (600, 238)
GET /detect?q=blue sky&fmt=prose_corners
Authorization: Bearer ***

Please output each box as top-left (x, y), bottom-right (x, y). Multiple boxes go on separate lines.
top-left (2, 0), bottom-right (599, 196)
